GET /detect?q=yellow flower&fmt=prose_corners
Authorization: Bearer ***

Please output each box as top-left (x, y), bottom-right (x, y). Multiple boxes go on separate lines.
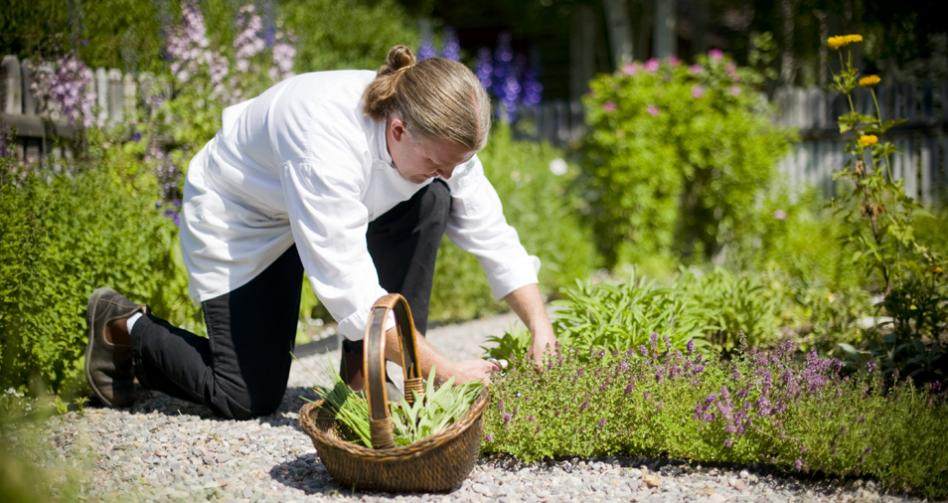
top-left (859, 75), bottom-right (881, 87)
top-left (827, 34), bottom-right (863, 49)
top-left (858, 135), bottom-right (878, 148)
top-left (827, 36), bottom-right (846, 49)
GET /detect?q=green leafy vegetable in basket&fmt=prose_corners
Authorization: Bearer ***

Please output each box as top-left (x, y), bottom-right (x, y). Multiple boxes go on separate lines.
top-left (311, 367), bottom-right (483, 448)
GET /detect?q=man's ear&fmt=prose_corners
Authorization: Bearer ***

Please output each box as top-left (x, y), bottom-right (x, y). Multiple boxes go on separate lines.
top-left (389, 116), bottom-right (407, 142)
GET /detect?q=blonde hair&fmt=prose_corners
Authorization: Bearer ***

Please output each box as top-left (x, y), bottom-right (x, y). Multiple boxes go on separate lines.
top-left (363, 44), bottom-right (491, 151)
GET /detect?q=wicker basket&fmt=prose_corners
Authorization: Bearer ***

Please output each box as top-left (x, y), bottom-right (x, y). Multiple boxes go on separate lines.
top-left (299, 293), bottom-right (489, 493)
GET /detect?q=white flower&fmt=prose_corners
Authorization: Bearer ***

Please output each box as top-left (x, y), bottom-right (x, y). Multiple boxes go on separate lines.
top-left (549, 158), bottom-right (568, 176)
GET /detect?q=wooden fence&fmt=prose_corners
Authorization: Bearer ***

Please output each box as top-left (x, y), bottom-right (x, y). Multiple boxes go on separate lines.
top-left (773, 83), bottom-right (948, 204)
top-left (0, 55), bottom-right (165, 164)
top-left (2, 52), bottom-right (946, 202)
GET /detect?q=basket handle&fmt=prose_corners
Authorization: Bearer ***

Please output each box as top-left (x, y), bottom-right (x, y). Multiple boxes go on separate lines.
top-left (363, 293), bottom-right (425, 449)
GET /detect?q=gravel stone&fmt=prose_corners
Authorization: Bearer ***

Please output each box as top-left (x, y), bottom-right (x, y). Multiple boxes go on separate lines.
top-left (30, 311), bottom-right (924, 501)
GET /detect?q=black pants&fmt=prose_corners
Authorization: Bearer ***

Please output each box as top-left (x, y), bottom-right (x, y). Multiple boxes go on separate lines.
top-left (129, 181), bottom-right (450, 419)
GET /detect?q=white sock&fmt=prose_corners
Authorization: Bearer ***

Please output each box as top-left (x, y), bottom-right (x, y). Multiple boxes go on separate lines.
top-left (126, 312), bottom-right (144, 333)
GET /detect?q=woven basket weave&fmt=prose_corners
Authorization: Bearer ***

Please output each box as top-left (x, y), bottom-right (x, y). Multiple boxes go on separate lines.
top-left (299, 293), bottom-right (489, 493)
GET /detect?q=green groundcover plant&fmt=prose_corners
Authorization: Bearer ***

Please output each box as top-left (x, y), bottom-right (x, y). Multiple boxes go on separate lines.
top-left (0, 139), bottom-right (187, 398)
top-left (482, 341), bottom-right (948, 499)
top-left (311, 368), bottom-right (482, 448)
top-left (580, 51), bottom-right (794, 267)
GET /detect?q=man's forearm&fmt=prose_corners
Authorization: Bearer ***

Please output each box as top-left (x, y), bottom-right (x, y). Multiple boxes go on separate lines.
top-left (503, 283), bottom-right (550, 332)
top-left (382, 326), bottom-right (452, 382)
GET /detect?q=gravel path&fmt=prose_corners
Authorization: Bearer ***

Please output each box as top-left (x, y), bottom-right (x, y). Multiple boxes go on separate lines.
top-left (35, 313), bottom-right (916, 502)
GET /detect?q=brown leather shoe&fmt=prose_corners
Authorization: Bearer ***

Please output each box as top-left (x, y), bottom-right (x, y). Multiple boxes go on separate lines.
top-left (85, 287), bottom-right (146, 407)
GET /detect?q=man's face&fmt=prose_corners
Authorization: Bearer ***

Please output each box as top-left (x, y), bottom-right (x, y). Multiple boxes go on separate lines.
top-left (386, 116), bottom-right (475, 183)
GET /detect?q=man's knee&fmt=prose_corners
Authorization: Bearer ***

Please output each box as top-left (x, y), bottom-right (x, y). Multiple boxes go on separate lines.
top-left (215, 379), bottom-right (286, 420)
top-left (420, 180), bottom-right (451, 224)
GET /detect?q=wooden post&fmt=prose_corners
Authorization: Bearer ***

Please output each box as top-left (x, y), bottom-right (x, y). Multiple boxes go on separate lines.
top-left (19, 58), bottom-right (41, 163)
top-left (96, 67), bottom-right (108, 126)
top-left (603, 0), bottom-right (634, 67)
top-left (107, 69), bottom-right (123, 124)
top-left (570, 5), bottom-right (597, 101)
top-left (123, 73), bottom-right (137, 121)
top-left (653, 0), bottom-right (676, 58)
top-left (1, 55), bottom-right (21, 115)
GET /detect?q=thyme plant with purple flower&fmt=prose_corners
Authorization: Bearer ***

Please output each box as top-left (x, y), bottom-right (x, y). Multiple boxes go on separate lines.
top-left (482, 339), bottom-right (947, 498)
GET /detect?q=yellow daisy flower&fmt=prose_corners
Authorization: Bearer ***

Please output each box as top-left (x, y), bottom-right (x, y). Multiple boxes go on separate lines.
top-left (827, 34), bottom-right (864, 49)
top-left (859, 75), bottom-right (881, 87)
top-left (858, 135), bottom-right (878, 148)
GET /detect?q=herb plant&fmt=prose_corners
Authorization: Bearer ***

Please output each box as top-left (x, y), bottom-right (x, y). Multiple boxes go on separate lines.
top-left (311, 368), bottom-right (483, 448)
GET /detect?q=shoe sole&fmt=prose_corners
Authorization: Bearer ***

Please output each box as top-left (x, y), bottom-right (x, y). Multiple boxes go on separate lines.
top-left (85, 287), bottom-right (117, 407)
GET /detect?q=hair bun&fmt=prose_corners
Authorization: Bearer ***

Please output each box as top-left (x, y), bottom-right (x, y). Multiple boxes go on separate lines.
top-left (379, 45), bottom-right (416, 75)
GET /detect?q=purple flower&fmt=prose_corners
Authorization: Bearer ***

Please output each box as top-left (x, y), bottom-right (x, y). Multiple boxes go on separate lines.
top-left (417, 34), bottom-right (437, 61)
top-left (475, 48), bottom-right (493, 90)
top-left (497, 399), bottom-right (505, 412)
top-left (622, 62), bottom-right (640, 75)
top-left (234, 3), bottom-right (266, 72)
top-left (649, 332), bottom-right (659, 350)
top-left (28, 55), bottom-right (96, 127)
top-left (644, 58), bottom-right (660, 72)
top-left (688, 64), bottom-right (703, 75)
top-left (708, 48), bottom-right (724, 61)
top-left (646, 104), bottom-right (660, 117)
top-left (691, 85), bottom-right (706, 99)
top-left (602, 101), bottom-right (617, 112)
top-left (624, 382), bottom-right (635, 395)
top-left (485, 434), bottom-right (494, 442)
top-left (728, 85), bottom-right (741, 96)
top-left (580, 400), bottom-right (589, 411)
top-left (520, 67), bottom-right (543, 108)
top-left (502, 412), bottom-right (512, 424)
top-left (597, 418), bottom-right (607, 429)
top-left (773, 209), bottom-right (787, 220)
top-left (441, 27), bottom-right (461, 61)
top-left (794, 458), bottom-right (804, 471)
top-left (638, 345), bottom-right (649, 357)
top-left (866, 360), bottom-right (877, 374)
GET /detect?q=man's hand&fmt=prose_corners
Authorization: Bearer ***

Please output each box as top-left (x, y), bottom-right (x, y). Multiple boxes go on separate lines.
top-left (450, 358), bottom-right (501, 384)
top-left (526, 325), bottom-right (558, 368)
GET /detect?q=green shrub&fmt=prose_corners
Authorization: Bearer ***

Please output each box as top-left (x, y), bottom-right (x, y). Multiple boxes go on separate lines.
top-left (580, 53), bottom-right (794, 267)
top-left (0, 144), bottom-right (186, 397)
top-left (429, 127), bottom-right (600, 322)
top-left (679, 268), bottom-right (783, 352)
top-left (483, 343), bottom-right (948, 499)
top-left (280, 0), bottom-right (418, 72)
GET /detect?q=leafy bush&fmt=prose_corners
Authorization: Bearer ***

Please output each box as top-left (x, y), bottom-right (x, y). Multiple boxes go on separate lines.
top-left (823, 35), bottom-right (947, 385)
top-left (580, 52), bottom-right (794, 266)
top-left (0, 143), bottom-right (186, 397)
top-left (679, 268), bottom-right (783, 352)
top-left (483, 342), bottom-right (948, 499)
top-left (280, 0), bottom-right (418, 72)
top-left (429, 126), bottom-right (600, 322)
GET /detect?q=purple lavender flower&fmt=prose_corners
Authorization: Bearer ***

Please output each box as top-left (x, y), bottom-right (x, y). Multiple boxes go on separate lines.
top-left (691, 85), bottom-right (706, 99)
top-left (866, 360), bottom-right (877, 374)
top-left (485, 434), bottom-right (494, 442)
top-left (441, 27), bottom-right (460, 61)
top-left (794, 458), bottom-right (804, 471)
top-left (520, 66), bottom-right (543, 108)
top-left (597, 418), bottom-right (607, 429)
top-left (269, 31), bottom-right (297, 82)
top-left (646, 104), bottom-right (660, 117)
top-left (688, 64), bottom-right (703, 75)
top-left (686, 339), bottom-right (694, 354)
top-left (502, 412), bottom-right (512, 424)
top-left (708, 48), bottom-right (724, 61)
top-left (643, 58), bottom-right (660, 72)
top-left (622, 62), bottom-right (640, 75)
top-left (580, 400), bottom-right (589, 411)
top-left (491, 33), bottom-right (514, 99)
top-left (418, 34), bottom-right (437, 61)
top-left (624, 382), bottom-right (635, 394)
top-left (234, 3), bottom-right (266, 73)
top-left (638, 345), bottom-right (649, 357)
top-left (29, 55), bottom-right (96, 128)
top-left (475, 47), bottom-right (493, 91)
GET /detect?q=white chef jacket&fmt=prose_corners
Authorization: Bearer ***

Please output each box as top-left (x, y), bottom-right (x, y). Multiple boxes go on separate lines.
top-left (180, 69), bottom-right (540, 341)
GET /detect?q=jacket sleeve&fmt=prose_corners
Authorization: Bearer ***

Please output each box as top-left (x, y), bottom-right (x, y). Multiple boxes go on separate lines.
top-left (444, 155), bottom-right (541, 299)
top-left (280, 155), bottom-right (393, 341)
